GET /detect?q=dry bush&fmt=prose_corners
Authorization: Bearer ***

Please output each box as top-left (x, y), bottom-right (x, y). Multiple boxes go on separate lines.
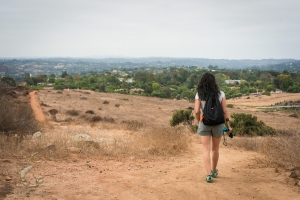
top-left (231, 128), bottom-right (300, 169)
top-left (41, 102), bottom-right (50, 107)
top-left (24, 134), bottom-right (70, 160)
top-left (1, 125), bottom-right (191, 160)
top-left (85, 110), bottom-right (95, 114)
top-left (230, 136), bottom-right (264, 152)
top-left (115, 104), bottom-right (120, 107)
top-left (80, 97), bottom-right (88, 100)
top-left (91, 116), bottom-right (102, 122)
top-left (66, 109), bottom-right (80, 116)
top-left (121, 120), bottom-right (144, 131)
top-left (103, 117), bottom-right (115, 123)
top-left (49, 109), bottom-right (58, 121)
top-left (260, 129), bottom-right (300, 169)
top-left (49, 109), bottom-right (58, 115)
top-left (69, 126), bottom-right (190, 158)
top-left (0, 98), bottom-right (39, 137)
top-left (135, 126), bottom-right (190, 157)
top-left (103, 100), bottom-right (109, 104)
top-left (0, 135), bottom-right (24, 157)
top-left (56, 91), bottom-right (63, 94)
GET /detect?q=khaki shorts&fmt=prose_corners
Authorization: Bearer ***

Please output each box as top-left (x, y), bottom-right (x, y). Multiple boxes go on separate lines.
top-left (197, 122), bottom-right (224, 137)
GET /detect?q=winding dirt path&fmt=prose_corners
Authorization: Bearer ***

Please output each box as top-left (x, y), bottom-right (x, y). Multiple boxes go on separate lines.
top-left (29, 91), bottom-right (45, 122)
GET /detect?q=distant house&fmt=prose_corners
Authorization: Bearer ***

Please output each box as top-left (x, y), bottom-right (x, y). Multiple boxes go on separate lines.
top-left (225, 80), bottom-right (242, 84)
top-left (130, 88), bottom-right (144, 93)
top-left (270, 89), bottom-right (283, 94)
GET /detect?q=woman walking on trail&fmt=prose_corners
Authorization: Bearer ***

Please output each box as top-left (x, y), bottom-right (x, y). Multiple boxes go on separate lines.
top-left (194, 72), bottom-right (232, 183)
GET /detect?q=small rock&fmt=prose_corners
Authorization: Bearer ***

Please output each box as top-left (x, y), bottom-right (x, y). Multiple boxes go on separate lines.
top-left (5, 176), bottom-right (12, 181)
top-left (289, 171), bottom-right (298, 178)
top-left (297, 181), bottom-right (300, 187)
top-left (274, 168), bottom-right (279, 173)
top-left (32, 131), bottom-right (42, 139)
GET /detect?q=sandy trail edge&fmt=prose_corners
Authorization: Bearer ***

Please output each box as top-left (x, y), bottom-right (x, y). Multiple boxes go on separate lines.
top-left (29, 91), bottom-right (45, 122)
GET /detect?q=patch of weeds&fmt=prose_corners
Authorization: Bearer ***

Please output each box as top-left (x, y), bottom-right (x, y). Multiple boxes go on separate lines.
top-left (85, 110), bottom-right (95, 114)
top-left (103, 100), bottom-right (109, 104)
top-left (103, 117), bottom-right (115, 123)
top-left (80, 97), bottom-right (88, 100)
top-left (49, 109), bottom-right (58, 115)
top-left (121, 120), bottom-right (144, 131)
top-left (41, 102), bottom-right (50, 107)
top-left (115, 104), bottom-right (120, 108)
top-left (91, 116), bottom-right (102, 122)
top-left (121, 98), bottom-right (129, 101)
top-left (66, 109), bottom-right (80, 116)
top-left (227, 104), bottom-right (234, 108)
top-left (289, 113), bottom-right (299, 118)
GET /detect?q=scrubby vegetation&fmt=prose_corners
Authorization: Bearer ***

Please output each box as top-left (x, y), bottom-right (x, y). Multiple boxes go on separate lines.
top-left (66, 109), bottom-right (80, 116)
top-left (0, 96), bottom-right (39, 137)
top-left (230, 113), bottom-right (276, 136)
top-left (170, 109), bottom-right (197, 133)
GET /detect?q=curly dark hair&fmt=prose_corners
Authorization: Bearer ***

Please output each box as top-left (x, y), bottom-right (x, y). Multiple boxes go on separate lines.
top-left (197, 72), bottom-right (220, 100)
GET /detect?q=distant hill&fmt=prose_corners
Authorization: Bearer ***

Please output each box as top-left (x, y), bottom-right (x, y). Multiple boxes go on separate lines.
top-left (0, 57), bottom-right (299, 80)
top-left (250, 60), bottom-right (300, 72)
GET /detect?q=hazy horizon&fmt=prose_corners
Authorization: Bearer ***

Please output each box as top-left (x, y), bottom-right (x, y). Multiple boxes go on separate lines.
top-left (1, 0), bottom-right (300, 60)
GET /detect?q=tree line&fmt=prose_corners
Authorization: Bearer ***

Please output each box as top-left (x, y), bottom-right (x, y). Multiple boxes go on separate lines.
top-left (1, 67), bottom-right (300, 100)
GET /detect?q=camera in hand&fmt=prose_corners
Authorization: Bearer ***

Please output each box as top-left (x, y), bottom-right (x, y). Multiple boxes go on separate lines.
top-left (228, 132), bottom-right (235, 138)
top-left (223, 127), bottom-right (235, 138)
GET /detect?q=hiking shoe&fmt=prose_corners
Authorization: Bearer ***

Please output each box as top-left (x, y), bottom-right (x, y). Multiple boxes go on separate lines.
top-left (206, 175), bottom-right (213, 183)
top-left (211, 169), bottom-right (218, 178)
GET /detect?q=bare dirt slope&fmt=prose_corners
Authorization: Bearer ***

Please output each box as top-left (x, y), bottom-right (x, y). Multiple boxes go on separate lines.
top-left (4, 90), bottom-right (300, 200)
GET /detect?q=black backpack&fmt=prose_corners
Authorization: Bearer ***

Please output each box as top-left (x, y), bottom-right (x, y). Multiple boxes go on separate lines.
top-left (203, 94), bottom-right (225, 126)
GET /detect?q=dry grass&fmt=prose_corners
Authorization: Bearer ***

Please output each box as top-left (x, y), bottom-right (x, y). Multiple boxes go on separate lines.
top-left (231, 128), bottom-right (300, 169)
top-left (0, 97), bottom-right (39, 137)
top-left (0, 125), bottom-right (191, 160)
top-left (121, 120), bottom-right (144, 131)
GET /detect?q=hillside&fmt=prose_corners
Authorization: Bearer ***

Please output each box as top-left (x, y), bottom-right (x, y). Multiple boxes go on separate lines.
top-left (1, 89), bottom-right (300, 199)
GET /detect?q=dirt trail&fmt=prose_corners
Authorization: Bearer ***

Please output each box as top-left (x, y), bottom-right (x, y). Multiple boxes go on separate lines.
top-left (10, 91), bottom-right (298, 200)
top-left (29, 91), bottom-right (45, 122)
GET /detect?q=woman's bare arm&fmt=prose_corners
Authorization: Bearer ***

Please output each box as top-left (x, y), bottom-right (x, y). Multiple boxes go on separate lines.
top-left (221, 96), bottom-right (232, 131)
top-left (194, 99), bottom-right (201, 124)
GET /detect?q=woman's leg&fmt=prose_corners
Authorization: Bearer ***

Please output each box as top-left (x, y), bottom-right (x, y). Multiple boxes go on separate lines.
top-left (201, 136), bottom-right (212, 174)
top-left (211, 136), bottom-right (222, 171)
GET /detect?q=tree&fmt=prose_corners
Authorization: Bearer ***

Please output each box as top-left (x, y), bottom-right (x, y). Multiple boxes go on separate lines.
top-left (48, 74), bottom-right (56, 83)
top-left (152, 83), bottom-right (161, 91)
top-left (274, 74), bottom-right (293, 91)
top-left (180, 90), bottom-right (195, 100)
top-left (24, 73), bottom-right (33, 85)
top-left (61, 71), bottom-right (68, 78)
top-left (1, 76), bottom-right (16, 86)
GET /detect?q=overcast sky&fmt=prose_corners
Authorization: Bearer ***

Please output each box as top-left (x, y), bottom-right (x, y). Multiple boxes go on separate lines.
top-left (1, 0), bottom-right (300, 59)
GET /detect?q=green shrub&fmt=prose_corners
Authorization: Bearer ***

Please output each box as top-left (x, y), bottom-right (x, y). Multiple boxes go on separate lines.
top-left (230, 113), bottom-right (276, 136)
top-left (289, 113), bottom-right (299, 118)
top-left (170, 109), bottom-right (197, 133)
top-left (227, 104), bottom-right (234, 108)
